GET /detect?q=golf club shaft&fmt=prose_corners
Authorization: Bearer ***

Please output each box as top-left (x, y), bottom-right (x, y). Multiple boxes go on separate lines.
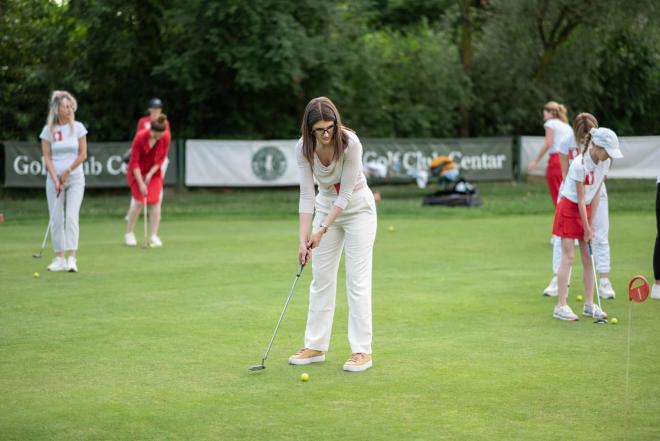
top-left (588, 243), bottom-right (603, 310)
top-left (261, 263), bottom-right (305, 363)
top-left (143, 195), bottom-right (148, 247)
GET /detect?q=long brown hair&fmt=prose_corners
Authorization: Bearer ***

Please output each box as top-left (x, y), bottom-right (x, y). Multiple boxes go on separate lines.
top-left (573, 112), bottom-right (598, 155)
top-left (300, 97), bottom-right (349, 165)
top-left (544, 101), bottom-right (568, 123)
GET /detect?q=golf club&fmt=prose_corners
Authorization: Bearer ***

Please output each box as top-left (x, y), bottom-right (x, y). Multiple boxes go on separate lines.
top-left (249, 262), bottom-right (306, 372)
top-left (33, 190), bottom-right (62, 259)
top-left (588, 242), bottom-right (608, 324)
top-left (142, 194), bottom-right (148, 249)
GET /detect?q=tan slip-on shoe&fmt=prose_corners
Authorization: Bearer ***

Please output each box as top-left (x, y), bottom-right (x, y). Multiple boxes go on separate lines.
top-left (288, 348), bottom-right (325, 365)
top-left (343, 353), bottom-right (372, 372)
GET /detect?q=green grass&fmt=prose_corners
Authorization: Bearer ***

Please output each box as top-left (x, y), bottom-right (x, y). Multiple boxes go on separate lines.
top-left (1, 181), bottom-right (659, 440)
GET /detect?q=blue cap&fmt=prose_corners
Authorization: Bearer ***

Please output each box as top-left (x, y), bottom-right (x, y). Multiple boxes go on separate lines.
top-left (148, 98), bottom-right (163, 108)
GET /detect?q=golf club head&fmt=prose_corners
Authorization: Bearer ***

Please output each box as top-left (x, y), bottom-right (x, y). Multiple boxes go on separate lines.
top-left (248, 364), bottom-right (266, 372)
top-left (32, 253), bottom-right (43, 259)
top-left (594, 318), bottom-right (608, 324)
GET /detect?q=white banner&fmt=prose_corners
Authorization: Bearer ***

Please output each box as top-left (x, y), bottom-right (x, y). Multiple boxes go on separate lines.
top-left (521, 135), bottom-right (660, 179)
top-left (185, 140), bottom-right (300, 187)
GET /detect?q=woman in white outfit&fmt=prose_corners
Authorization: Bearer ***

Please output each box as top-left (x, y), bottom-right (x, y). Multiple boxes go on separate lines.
top-left (40, 91), bottom-right (88, 272)
top-left (288, 97), bottom-right (377, 372)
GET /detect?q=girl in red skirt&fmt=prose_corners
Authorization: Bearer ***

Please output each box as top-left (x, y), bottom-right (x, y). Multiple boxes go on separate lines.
top-left (552, 127), bottom-right (623, 320)
top-left (124, 115), bottom-right (171, 247)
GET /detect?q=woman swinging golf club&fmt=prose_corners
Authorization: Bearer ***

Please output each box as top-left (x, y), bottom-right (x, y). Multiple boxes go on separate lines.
top-left (125, 114), bottom-right (170, 247)
top-left (289, 97), bottom-right (377, 372)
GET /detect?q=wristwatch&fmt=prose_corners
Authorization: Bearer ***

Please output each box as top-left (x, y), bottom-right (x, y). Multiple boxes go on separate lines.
top-left (320, 223), bottom-right (329, 234)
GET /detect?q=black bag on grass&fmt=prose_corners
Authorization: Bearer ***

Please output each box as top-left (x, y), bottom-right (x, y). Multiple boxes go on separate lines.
top-left (422, 178), bottom-right (482, 207)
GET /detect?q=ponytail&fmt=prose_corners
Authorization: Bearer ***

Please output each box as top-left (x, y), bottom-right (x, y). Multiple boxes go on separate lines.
top-left (573, 112), bottom-right (598, 154)
top-left (557, 104), bottom-right (568, 123)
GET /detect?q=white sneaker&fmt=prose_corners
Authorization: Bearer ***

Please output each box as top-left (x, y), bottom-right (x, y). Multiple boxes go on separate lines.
top-left (47, 256), bottom-right (68, 272)
top-left (583, 303), bottom-right (608, 320)
top-left (651, 284), bottom-right (660, 300)
top-left (598, 278), bottom-right (616, 299)
top-left (67, 256), bottom-right (78, 273)
top-left (543, 276), bottom-right (558, 297)
top-left (125, 232), bottom-right (137, 246)
top-left (150, 235), bottom-right (163, 247)
top-left (553, 304), bottom-right (579, 321)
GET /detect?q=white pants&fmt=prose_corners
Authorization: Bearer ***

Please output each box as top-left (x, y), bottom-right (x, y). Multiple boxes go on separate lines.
top-left (304, 187), bottom-right (377, 354)
top-left (552, 185), bottom-right (610, 274)
top-left (46, 173), bottom-right (85, 253)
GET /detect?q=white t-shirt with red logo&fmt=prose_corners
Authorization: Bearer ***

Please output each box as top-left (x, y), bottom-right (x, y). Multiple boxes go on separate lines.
top-left (558, 136), bottom-right (580, 163)
top-left (39, 122), bottom-right (88, 176)
top-left (560, 151), bottom-right (610, 204)
top-left (544, 118), bottom-right (574, 155)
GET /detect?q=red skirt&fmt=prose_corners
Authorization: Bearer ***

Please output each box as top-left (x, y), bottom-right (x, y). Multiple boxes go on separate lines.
top-left (552, 197), bottom-right (591, 239)
top-left (129, 175), bottom-right (163, 205)
top-left (546, 153), bottom-right (562, 207)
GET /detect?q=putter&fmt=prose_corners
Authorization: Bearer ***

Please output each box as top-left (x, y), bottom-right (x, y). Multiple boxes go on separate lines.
top-left (33, 190), bottom-right (62, 259)
top-left (588, 243), bottom-right (608, 324)
top-left (249, 262), bottom-right (306, 372)
top-left (142, 195), bottom-right (148, 249)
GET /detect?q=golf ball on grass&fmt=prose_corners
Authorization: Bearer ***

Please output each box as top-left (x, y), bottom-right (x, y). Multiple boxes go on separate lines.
top-left (388, 225), bottom-right (395, 232)
top-left (33, 272), bottom-right (39, 279)
top-left (576, 295), bottom-right (583, 302)
top-left (611, 317), bottom-right (618, 325)
top-left (300, 373), bottom-right (310, 382)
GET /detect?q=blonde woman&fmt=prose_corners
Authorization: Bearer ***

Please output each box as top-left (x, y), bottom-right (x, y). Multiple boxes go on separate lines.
top-left (39, 91), bottom-right (88, 272)
top-left (289, 97), bottom-right (377, 372)
top-left (528, 101), bottom-right (574, 205)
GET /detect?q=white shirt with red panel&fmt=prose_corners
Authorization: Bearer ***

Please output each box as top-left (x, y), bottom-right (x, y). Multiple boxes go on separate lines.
top-left (560, 151), bottom-right (610, 204)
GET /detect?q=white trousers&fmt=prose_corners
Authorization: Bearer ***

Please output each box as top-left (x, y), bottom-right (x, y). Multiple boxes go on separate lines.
top-left (46, 173), bottom-right (85, 252)
top-left (304, 187), bottom-right (377, 354)
top-left (552, 185), bottom-right (610, 274)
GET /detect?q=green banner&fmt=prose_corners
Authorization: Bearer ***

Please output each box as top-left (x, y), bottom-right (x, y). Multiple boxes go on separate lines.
top-left (361, 137), bottom-right (513, 181)
top-left (4, 141), bottom-right (177, 188)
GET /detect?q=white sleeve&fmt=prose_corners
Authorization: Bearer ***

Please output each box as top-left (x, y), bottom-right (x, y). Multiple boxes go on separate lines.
top-left (558, 136), bottom-right (575, 156)
top-left (296, 140), bottom-right (316, 214)
top-left (39, 125), bottom-right (50, 141)
top-left (543, 120), bottom-right (554, 130)
top-left (567, 160), bottom-right (585, 183)
top-left (76, 122), bottom-right (88, 138)
top-left (333, 133), bottom-right (362, 210)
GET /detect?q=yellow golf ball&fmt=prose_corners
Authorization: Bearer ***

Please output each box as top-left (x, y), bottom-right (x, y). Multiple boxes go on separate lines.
top-left (33, 272), bottom-right (40, 279)
top-left (388, 225), bottom-right (395, 232)
top-left (300, 373), bottom-right (310, 382)
top-left (576, 295), bottom-right (583, 302)
top-left (611, 318), bottom-right (618, 325)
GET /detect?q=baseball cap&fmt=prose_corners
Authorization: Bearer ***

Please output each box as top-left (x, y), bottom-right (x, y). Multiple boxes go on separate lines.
top-left (590, 127), bottom-right (623, 159)
top-left (148, 97), bottom-right (163, 108)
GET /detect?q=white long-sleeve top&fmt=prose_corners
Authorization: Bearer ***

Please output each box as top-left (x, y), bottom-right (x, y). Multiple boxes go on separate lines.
top-left (297, 130), bottom-right (367, 214)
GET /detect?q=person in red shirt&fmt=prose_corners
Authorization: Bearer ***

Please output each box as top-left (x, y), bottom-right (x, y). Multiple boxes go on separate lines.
top-left (135, 97), bottom-right (171, 133)
top-left (124, 114), bottom-right (171, 247)
top-left (124, 97), bottom-right (172, 220)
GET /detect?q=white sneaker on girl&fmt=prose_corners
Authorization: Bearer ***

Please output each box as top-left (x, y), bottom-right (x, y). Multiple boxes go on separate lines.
top-left (553, 305), bottom-right (579, 321)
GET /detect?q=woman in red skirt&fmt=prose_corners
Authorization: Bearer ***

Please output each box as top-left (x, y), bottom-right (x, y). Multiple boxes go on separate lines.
top-left (551, 127), bottom-right (623, 321)
top-left (528, 101), bottom-right (573, 206)
top-left (124, 115), bottom-right (171, 247)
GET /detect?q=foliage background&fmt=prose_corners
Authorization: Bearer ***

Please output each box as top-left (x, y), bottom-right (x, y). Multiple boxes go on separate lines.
top-left (1, 0), bottom-right (659, 141)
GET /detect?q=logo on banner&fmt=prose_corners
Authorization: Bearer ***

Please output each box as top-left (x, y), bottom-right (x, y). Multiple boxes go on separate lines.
top-left (252, 146), bottom-right (287, 181)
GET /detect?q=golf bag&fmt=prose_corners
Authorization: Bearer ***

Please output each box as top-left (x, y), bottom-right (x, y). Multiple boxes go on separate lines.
top-left (422, 178), bottom-right (482, 207)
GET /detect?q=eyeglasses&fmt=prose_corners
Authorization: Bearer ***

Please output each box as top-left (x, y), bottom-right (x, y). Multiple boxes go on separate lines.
top-left (312, 124), bottom-right (336, 136)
